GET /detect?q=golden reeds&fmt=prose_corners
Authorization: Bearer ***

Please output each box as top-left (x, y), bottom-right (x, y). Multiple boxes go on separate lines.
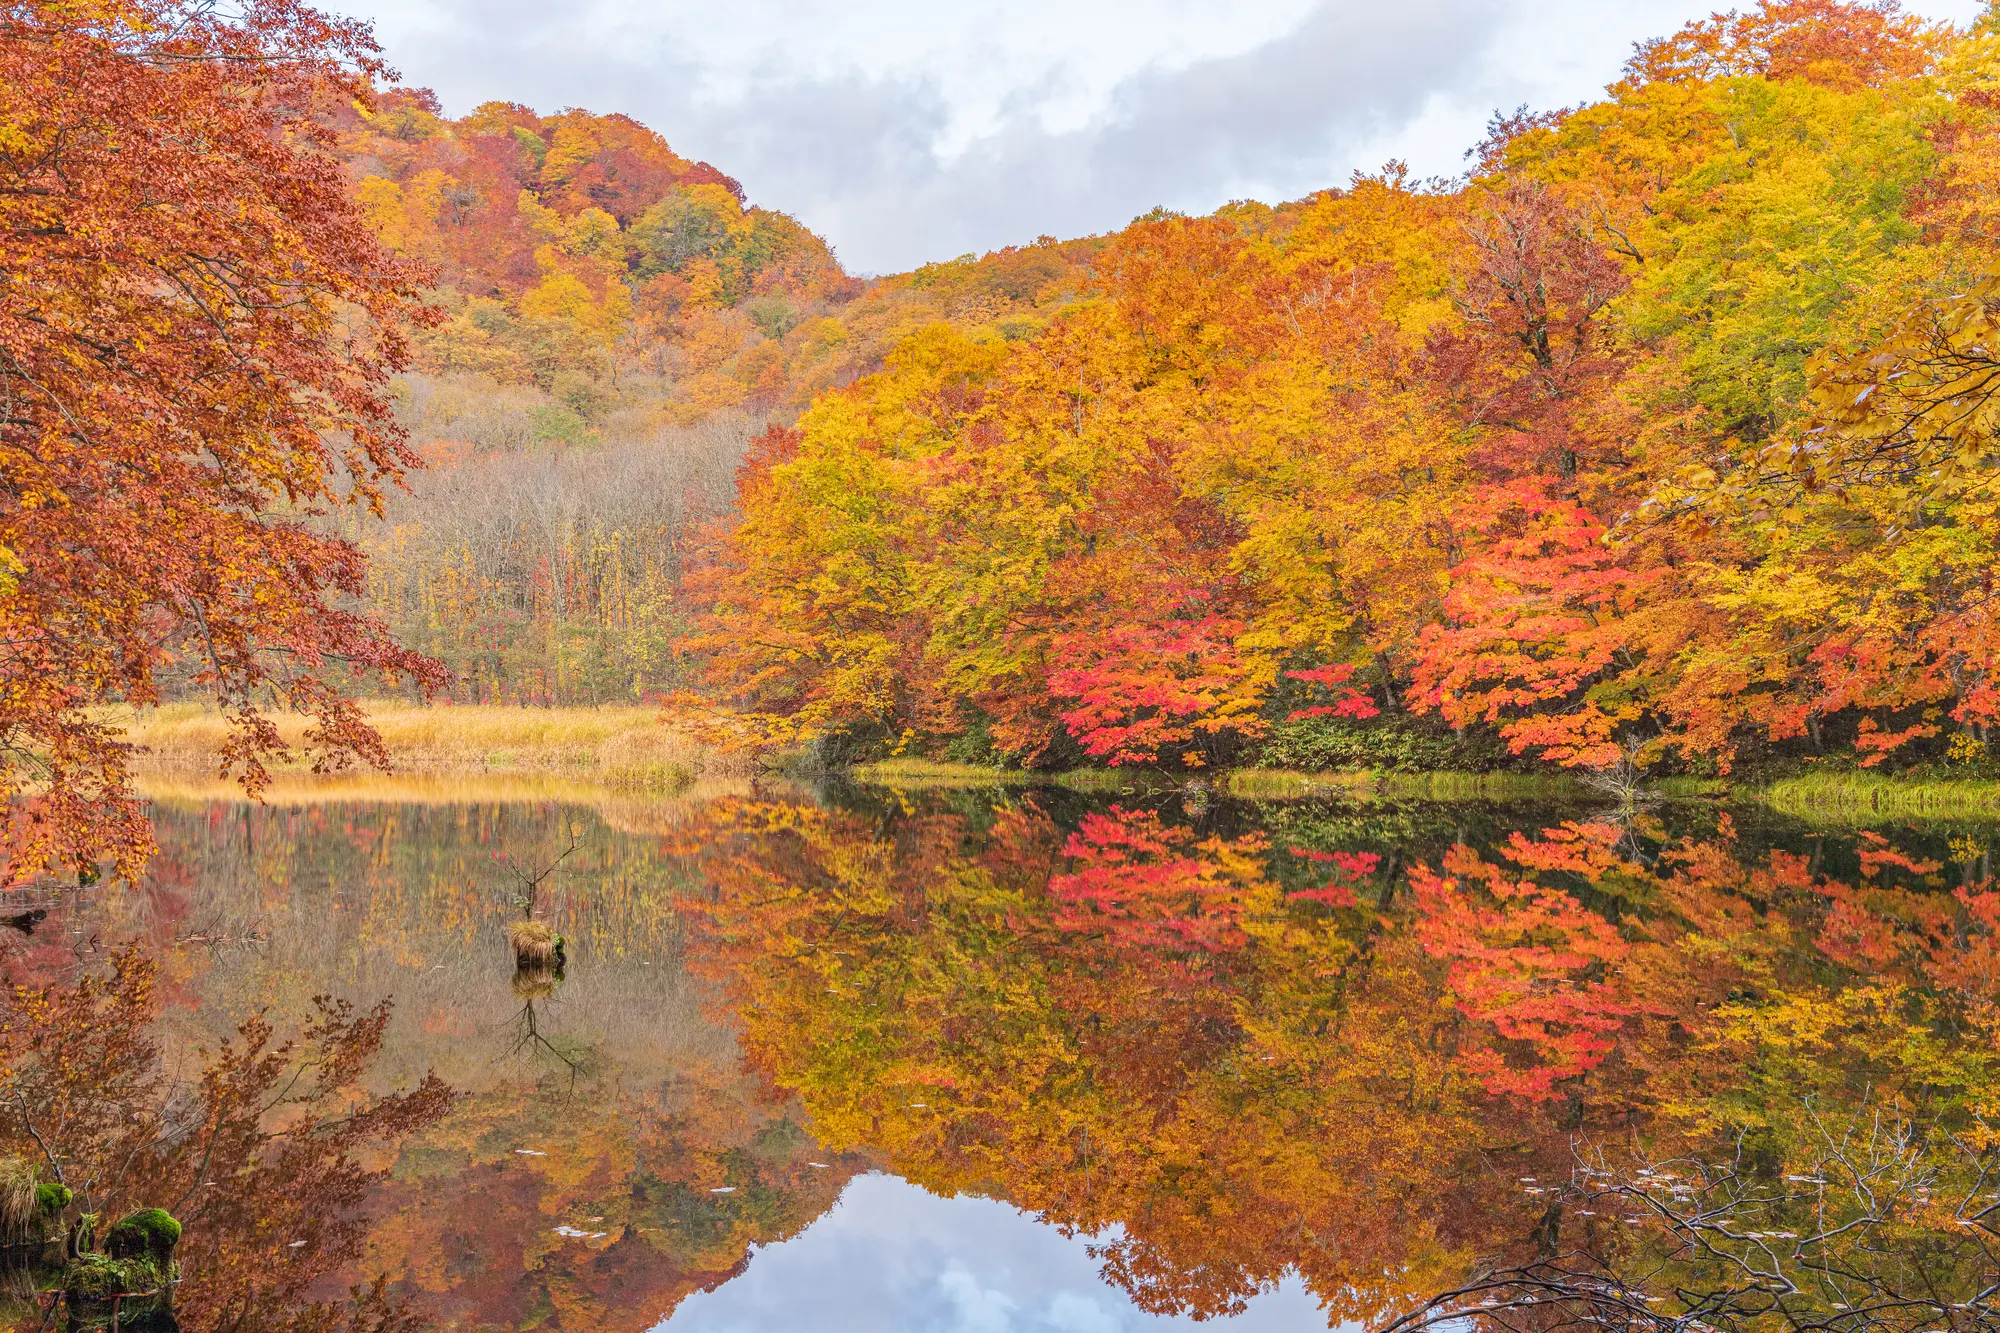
top-left (97, 702), bottom-right (751, 789)
top-left (0, 1160), bottom-right (37, 1246)
top-left (509, 920), bottom-right (559, 967)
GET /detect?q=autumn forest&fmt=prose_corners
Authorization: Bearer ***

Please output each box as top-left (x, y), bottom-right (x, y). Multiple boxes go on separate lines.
top-left (10, 0), bottom-right (2000, 1330)
top-left (287, 0), bottom-right (2000, 794)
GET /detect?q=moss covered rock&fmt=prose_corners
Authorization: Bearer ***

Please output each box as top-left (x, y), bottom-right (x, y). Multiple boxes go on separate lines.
top-left (63, 1252), bottom-right (173, 1329)
top-left (63, 1209), bottom-right (180, 1330)
top-left (104, 1209), bottom-right (179, 1264)
top-left (65, 1252), bottom-right (156, 1298)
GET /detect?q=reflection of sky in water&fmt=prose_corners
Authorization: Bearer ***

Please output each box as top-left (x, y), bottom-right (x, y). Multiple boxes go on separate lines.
top-left (658, 1173), bottom-right (1334, 1332)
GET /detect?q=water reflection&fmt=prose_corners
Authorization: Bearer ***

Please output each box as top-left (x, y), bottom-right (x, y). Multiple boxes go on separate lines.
top-left (1, 778), bottom-right (1996, 1331)
top-left (658, 1173), bottom-right (1330, 1332)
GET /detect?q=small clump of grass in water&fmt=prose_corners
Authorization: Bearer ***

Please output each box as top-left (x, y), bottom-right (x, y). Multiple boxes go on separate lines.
top-left (509, 921), bottom-right (563, 968)
top-left (848, 759), bottom-right (1023, 789)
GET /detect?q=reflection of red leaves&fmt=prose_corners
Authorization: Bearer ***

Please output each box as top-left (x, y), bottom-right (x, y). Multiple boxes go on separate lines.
top-left (1285, 847), bottom-right (1380, 906)
top-left (1855, 831), bottom-right (1942, 880)
top-left (1049, 806), bottom-right (1269, 952)
top-left (1814, 895), bottom-right (1911, 970)
top-left (1926, 887), bottom-right (2000, 1002)
top-left (1412, 843), bottom-right (1646, 1101)
top-left (1500, 821), bottom-right (1628, 876)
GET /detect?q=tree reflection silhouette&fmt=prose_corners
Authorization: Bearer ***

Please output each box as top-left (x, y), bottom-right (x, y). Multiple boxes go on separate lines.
top-left (674, 794), bottom-right (2000, 1329)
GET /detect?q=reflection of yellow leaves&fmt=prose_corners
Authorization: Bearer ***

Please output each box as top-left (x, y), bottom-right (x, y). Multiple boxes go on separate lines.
top-left (1965, 1105), bottom-right (2000, 1153)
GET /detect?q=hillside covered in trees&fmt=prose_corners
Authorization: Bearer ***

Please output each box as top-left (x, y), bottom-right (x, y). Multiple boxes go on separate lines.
top-left (334, 96), bottom-right (1105, 704)
top-left (672, 0), bottom-right (2000, 781)
top-left (57, 0), bottom-right (2000, 788)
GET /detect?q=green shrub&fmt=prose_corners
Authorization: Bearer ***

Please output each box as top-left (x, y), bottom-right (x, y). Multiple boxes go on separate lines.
top-left (527, 400), bottom-right (590, 445)
top-left (941, 717), bottom-right (1002, 766)
top-left (1254, 714), bottom-right (1515, 773)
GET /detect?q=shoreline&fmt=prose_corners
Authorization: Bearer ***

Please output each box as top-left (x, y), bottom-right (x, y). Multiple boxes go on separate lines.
top-left (101, 707), bottom-right (2000, 823)
top-left (103, 701), bottom-right (745, 791)
top-left (844, 759), bottom-right (2000, 824)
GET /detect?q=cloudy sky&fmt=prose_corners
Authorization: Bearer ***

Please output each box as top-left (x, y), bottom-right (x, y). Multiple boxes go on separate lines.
top-left (344, 0), bottom-right (1988, 274)
top-left (657, 1172), bottom-right (1328, 1331)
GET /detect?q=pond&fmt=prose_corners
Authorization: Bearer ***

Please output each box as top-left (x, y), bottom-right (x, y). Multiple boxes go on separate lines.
top-left (5, 776), bottom-right (1998, 1332)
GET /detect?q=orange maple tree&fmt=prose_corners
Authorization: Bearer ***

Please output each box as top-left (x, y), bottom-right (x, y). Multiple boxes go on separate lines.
top-left (0, 0), bottom-right (447, 883)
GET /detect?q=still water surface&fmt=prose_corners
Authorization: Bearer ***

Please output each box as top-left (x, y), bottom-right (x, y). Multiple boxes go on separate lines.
top-left (19, 778), bottom-right (2000, 1331)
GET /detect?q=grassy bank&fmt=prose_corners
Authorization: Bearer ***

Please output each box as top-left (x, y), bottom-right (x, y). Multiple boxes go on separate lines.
top-left (1757, 771), bottom-right (2000, 824)
top-left (845, 761), bottom-right (1585, 802)
top-left (1226, 769), bottom-right (1584, 801)
top-left (110, 709), bottom-right (2000, 825)
top-left (847, 759), bottom-right (1024, 789)
top-left (105, 702), bottom-right (744, 790)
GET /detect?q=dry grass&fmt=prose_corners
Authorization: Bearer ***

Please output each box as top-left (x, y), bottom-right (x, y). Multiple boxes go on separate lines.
top-left (131, 770), bottom-right (762, 836)
top-left (102, 701), bottom-right (747, 790)
top-left (509, 920), bottom-right (559, 966)
top-left (0, 1160), bottom-right (34, 1246)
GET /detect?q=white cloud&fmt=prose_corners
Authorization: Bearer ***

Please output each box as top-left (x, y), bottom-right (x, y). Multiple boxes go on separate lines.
top-left (343, 0), bottom-right (1992, 272)
top-left (651, 1172), bottom-right (1331, 1331)
top-left (939, 1264), bottom-right (1021, 1333)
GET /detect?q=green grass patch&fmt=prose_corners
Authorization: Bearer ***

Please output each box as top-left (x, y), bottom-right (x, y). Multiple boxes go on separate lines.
top-left (1226, 769), bottom-right (1374, 799)
top-left (1048, 768), bottom-right (1183, 794)
top-left (849, 759), bottom-right (1023, 788)
top-left (1226, 769), bottom-right (1583, 802)
top-left (1758, 772), bottom-right (2000, 824)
